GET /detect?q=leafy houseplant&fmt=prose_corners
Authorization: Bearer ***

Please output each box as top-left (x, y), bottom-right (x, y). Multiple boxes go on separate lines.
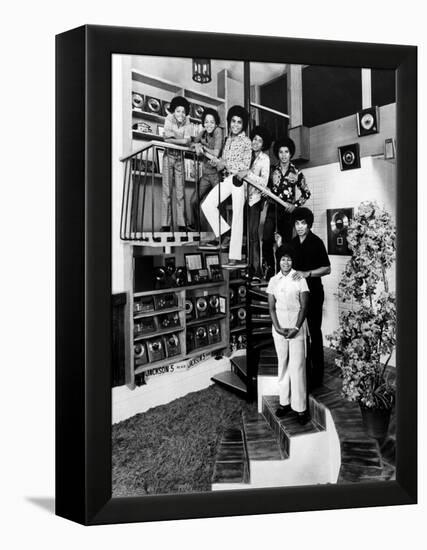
top-left (328, 201), bottom-right (396, 426)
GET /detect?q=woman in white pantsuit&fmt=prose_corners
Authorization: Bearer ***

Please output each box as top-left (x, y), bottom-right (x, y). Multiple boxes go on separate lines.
top-left (267, 247), bottom-right (310, 425)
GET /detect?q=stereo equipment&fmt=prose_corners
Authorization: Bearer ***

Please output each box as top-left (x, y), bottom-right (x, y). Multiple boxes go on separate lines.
top-left (147, 338), bottom-right (165, 363)
top-left (237, 285), bottom-right (246, 303)
top-left (163, 333), bottom-right (181, 358)
top-left (154, 293), bottom-right (178, 310)
top-left (185, 298), bottom-right (195, 322)
top-left (157, 312), bottom-right (181, 329)
top-left (145, 96), bottom-right (162, 114)
top-left (161, 100), bottom-right (171, 116)
top-left (191, 103), bottom-right (205, 120)
top-left (229, 287), bottom-right (236, 306)
top-left (134, 317), bottom-right (157, 336)
top-left (134, 342), bottom-right (148, 367)
top-left (195, 296), bottom-right (208, 319)
top-left (357, 106), bottom-right (379, 137)
top-left (132, 92), bottom-right (144, 110)
top-left (237, 307), bottom-right (246, 325)
top-left (208, 294), bottom-right (220, 315)
top-left (208, 323), bottom-right (221, 344)
top-left (338, 143), bottom-right (361, 171)
top-left (194, 325), bottom-right (208, 348)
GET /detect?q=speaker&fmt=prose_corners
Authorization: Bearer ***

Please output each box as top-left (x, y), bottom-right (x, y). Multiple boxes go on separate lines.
top-left (185, 298), bottom-right (195, 322)
top-left (338, 143), bottom-right (361, 171)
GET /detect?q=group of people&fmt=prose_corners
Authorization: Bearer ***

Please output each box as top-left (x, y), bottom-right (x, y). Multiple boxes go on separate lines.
top-left (161, 97), bottom-right (331, 424)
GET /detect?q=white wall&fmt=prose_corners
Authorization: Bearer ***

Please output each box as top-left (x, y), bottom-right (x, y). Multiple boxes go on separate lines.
top-left (303, 156), bottom-right (396, 354)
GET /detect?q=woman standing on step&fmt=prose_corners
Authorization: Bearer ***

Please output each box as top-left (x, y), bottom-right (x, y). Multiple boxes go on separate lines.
top-left (267, 246), bottom-right (310, 425)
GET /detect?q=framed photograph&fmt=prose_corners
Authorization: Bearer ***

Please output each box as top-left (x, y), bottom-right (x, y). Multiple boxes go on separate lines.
top-left (205, 253), bottom-right (223, 280)
top-left (326, 208), bottom-right (354, 255)
top-left (56, 25), bottom-right (417, 526)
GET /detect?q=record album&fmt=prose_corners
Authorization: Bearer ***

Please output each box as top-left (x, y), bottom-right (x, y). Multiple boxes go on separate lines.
top-left (134, 342), bottom-right (148, 366)
top-left (132, 92), bottom-right (144, 110)
top-left (326, 208), bottom-right (354, 255)
top-left (146, 338), bottom-right (165, 363)
top-left (208, 294), bottom-right (220, 315)
top-left (145, 96), bottom-right (162, 114)
top-left (338, 143), bottom-right (361, 171)
top-left (208, 323), bottom-right (221, 344)
top-left (154, 293), bottom-right (178, 310)
top-left (158, 312), bottom-right (181, 329)
top-left (237, 285), bottom-right (246, 303)
top-left (356, 106), bottom-right (379, 137)
top-left (195, 296), bottom-right (208, 319)
top-left (163, 333), bottom-right (181, 358)
top-left (194, 325), bottom-right (208, 348)
top-left (237, 307), bottom-right (246, 325)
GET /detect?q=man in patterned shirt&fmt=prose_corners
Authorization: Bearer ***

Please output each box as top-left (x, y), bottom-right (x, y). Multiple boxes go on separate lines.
top-left (201, 105), bottom-right (252, 268)
top-left (262, 137), bottom-right (311, 279)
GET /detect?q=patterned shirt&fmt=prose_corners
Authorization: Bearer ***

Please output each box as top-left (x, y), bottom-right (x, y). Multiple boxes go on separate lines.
top-left (221, 132), bottom-right (252, 174)
top-left (270, 162), bottom-right (310, 206)
top-left (164, 113), bottom-right (192, 140)
top-left (245, 151), bottom-right (270, 207)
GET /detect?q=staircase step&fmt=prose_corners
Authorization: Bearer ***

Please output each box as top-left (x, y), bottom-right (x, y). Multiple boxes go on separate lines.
top-left (252, 327), bottom-right (272, 336)
top-left (231, 355), bottom-right (247, 378)
top-left (250, 301), bottom-right (269, 312)
top-left (248, 288), bottom-right (268, 301)
top-left (259, 345), bottom-right (276, 358)
top-left (252, 337), bottom-right (274, 350)
top-left (263, 395), bottom-right (323, 440)
top-left (211, 428), bottom-right (249, 484)
top-left (211, 370), bottom-right (247, 396)
top-left (242, 412), bottom-right (287, 461)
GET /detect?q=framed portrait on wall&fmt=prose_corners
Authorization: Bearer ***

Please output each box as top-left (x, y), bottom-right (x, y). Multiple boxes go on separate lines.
top-left (56, 25), bottom-right (417, 526)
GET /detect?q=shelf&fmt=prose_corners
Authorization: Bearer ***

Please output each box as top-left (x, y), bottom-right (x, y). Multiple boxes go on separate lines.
top-left (135, 353), bottom-right (186, 375)
top-left (132, 70), bottom-right (183, 93)
top-left (134, 326), bottom-right (185, 342)
top-left (184, 89), bottom-right (225, 106)
top-left (132, 109), bottom-right (166, 123)
top-left (134, 306), bottom-right (184, 319)
top-left (185, 342), bottom-right (227, 359)
top-left (187, 314), bottom-right (226, 327)
top-left (134, 281), bottom-right (225, 298)
top-left (231, 326), bottom-right (246, 334)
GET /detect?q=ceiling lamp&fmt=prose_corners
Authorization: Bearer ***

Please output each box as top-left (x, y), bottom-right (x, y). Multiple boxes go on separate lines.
top-left (192, 58), bottom-right (212, 84)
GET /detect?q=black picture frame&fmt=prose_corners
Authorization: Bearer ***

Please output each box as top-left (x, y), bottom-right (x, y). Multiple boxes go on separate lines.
top-left (56, 24), bottom-right (417, 526)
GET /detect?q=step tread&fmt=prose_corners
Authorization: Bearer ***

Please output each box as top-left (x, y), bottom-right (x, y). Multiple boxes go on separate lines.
top-left (211, 370), bottom-right (247, 393)
top-left (263, 395), bottom-right (323, 437)
top-left (242, 412), bottom-right (286, 461)
top-left (212, 428), bottom-right (248, 484)
top-left (231, 355), bottom-right (247, 377)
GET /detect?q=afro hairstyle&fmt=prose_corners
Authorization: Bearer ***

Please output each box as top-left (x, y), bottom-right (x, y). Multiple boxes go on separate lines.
top-left (201, 107), bottom-right (220, 126)
top-left (250, 125), bottom-right (272, 151)
top-left (169, 96), bottom-right (190, 116)
top-left (273, 136), bottom-right (296, 159)
top-left (227, 105), bottom-right (249, 132)
top-left (292, 206), bottom-right (314, 228)
top-left (275, 243), bottom-right (296, 264)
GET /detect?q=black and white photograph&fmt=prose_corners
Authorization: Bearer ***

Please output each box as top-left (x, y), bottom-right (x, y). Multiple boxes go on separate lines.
top-left (111, 53), bottom-right (399, 496)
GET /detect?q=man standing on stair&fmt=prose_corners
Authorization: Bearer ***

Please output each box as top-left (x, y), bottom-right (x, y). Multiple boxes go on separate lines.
top-left (286, 207), bottom-right (331, 389)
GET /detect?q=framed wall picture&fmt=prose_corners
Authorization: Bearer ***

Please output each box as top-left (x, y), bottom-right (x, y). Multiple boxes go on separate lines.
top-left (326, 208), bottom-right (354, 255)
top-left (56, 25), bottom-right (417, 526)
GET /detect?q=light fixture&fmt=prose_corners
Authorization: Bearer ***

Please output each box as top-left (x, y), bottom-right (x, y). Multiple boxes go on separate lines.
top-left (192, 58), bottom-right (212, 84)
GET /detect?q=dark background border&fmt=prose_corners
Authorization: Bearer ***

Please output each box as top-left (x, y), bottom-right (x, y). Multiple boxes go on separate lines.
top-left (56, 25), bottom-right (417, 525)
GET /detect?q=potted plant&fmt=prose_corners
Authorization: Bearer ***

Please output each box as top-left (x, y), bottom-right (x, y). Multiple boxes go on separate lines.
top-left (328, 201), bottom-right (396, 440)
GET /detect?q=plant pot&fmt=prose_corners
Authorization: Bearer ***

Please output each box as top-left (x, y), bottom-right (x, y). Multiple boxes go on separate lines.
top-left (359, 405), bottom-right (391, 441)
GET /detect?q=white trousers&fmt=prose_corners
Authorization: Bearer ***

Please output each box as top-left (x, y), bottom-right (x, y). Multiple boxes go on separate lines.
top-left (272, 320), bottom-right (307, 413)
top-left (201, 175), bottom-right (245, 260)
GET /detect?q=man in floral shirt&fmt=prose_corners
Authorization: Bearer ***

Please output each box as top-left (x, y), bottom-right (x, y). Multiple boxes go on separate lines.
top-left (262, 137), bottom-right (311, 279)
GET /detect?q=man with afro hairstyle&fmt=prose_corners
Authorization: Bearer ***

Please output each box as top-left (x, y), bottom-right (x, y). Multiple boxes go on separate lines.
top-left (201, 105), bottom-right (252, 267)
top-left (262, 136), bottom-right (310, 279)
top-left (161, 95), bottom-right (192, 232)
